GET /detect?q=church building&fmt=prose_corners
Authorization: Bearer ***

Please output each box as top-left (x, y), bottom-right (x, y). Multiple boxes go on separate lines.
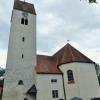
top-left (1, 0), bottom-right (100, 100)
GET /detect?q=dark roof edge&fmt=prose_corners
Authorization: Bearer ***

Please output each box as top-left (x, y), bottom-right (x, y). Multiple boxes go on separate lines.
top-left (37, 72), bottom-right (63, 74)
top-left (58, 61), bottom-right (95, 67)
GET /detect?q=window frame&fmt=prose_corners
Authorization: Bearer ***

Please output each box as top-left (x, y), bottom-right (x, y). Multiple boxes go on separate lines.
top-left (67, 70), bottom-right (75, 84)
top-left (52, 90), bottom-right (59, 98)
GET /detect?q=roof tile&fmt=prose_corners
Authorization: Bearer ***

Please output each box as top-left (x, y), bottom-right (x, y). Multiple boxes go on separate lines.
top-left (14, 0), bottom-right (36, 15)
top-left (35, 55), bottom-right (62, 74)
top-left (53, 43), bottom-right (94, 65)
top-left (35, 43), bottom-right (95, 73)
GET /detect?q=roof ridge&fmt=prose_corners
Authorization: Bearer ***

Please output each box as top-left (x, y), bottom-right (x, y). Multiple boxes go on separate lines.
top-left (60, 45), bottom-right (68, 63)
top-left (69, 44), bottom-right (94, 62)
top-left (68, 44), bottom-right (75, 61)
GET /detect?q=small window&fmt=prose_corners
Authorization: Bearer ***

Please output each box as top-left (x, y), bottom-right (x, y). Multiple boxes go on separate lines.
top-left (51, 79), bottom-right (57, 83)
top-left (22, 37), bottom-right (25, 42)
top-left (25, 19), bottom-right (28, 25)
top-left (18, 80), bottom-right (24, 85)
top-left (24, 98), bottom-right (27, 100)
top-left (67, 70), bottom-right (74, 83)
top-left (22, 54), bottom-right (24, 59)
top-left (52, 90), bottom-right (58, 98)
top-left (21, 18), bottom-right (24, 24)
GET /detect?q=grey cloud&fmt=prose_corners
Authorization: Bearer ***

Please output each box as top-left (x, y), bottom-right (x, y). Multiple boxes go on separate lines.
top-left (36, 0), bottom-right (100, 54)
top-left (0, 0), bottom-right (100, 63)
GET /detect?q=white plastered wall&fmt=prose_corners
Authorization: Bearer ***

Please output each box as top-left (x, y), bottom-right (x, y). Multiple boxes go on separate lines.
top-left (36, 74), bottom-right (65, 100)
top-left (2, 9), bottom-right (36, 100)
top-left (60, 62), bottom-right (100, 100)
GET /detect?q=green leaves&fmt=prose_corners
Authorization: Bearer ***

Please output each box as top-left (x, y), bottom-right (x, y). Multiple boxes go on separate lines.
top-left (89, 0), bottom-right (97, 3)
top-left (0, 69), bottom-right (5, 77)
top-left (95, 64), bottom-right (100, 84)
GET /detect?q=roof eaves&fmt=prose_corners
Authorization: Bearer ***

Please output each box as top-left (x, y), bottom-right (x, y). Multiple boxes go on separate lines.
top-left (57, 61), bottom-right (95, 67)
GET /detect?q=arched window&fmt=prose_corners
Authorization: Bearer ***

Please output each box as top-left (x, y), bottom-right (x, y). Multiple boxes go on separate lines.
top-left (67, 70), bottom-right (74, 82)
top-left (25, 19), bottom-right (28, 25)
top-left (18, 80), bottom-right (24, 85)
top-left (21, 18), bottom-right (24, 24)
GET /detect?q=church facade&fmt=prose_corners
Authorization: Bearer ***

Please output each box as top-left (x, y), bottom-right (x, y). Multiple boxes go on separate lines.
top-left (1, 0), bottom-right (100, 100)
top-left (36, 44), bottom-right (100, 100)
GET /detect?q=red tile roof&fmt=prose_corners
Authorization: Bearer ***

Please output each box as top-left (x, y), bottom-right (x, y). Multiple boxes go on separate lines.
top-left (35, 55), bottom-right (62, 74)
top-left (53, 43), bottom-right (94, 65)
top-left (35, 44), bottom-right (94, 73)
top-left (14, 0), bottom-right (36, 15)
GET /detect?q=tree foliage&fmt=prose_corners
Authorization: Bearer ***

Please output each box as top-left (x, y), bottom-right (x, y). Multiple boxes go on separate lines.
top-left (0, 69), bottom-right (5, 77)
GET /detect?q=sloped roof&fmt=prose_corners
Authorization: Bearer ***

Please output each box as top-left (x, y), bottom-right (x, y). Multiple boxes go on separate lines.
top-left (53, 43), bottom-right (94, 65)
top-left (27, 85), bottom-right (37, 94)
top-left (35, 55), bottom-right (62, 74)
top-left (14, 0), bottom-right (36, 15)
top-left (35, 43), bottom-right (95, 73)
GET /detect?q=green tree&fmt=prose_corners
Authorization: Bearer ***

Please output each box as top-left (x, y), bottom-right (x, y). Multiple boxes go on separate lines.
top-left (95, 64), bottom-right (100, 84)
top-left (0, 69), bottom-right (5, 77)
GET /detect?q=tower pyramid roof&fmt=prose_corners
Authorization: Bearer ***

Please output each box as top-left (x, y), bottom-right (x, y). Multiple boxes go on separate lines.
top-left (14, 0), bottom-right (36, 14)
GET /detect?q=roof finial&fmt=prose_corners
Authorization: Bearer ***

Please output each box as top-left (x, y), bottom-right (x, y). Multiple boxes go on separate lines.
top-left (67, 40), bottom-right (70, 43)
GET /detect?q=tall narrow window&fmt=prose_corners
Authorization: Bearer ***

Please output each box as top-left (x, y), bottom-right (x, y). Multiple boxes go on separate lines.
top-left (22, 37), bottom-right (25, 42)
top-left (22, 54), bottom-right (24, 59)
top-left (67, 70), bottom-right (74, 83)
top-left (52, 90), bottom-right (58, 98)
top-left (25, 19), bottom-right (28, 25)
top-left (21, 18), bottom-right (24, 24)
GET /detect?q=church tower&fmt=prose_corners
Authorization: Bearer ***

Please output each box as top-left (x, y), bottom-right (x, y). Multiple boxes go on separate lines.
top-left (2, 0), bottom-right (36, 100)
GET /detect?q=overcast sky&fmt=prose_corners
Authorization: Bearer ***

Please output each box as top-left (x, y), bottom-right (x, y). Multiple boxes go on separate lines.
top-left (0, 0), bottom-right (100, 68)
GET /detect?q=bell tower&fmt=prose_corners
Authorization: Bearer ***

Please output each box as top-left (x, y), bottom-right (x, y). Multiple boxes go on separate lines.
top-left (2, 0), bottom-right (36, 100)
